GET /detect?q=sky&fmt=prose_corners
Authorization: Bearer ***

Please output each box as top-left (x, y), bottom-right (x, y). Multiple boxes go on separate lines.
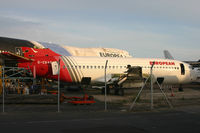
top-left (0, 0), bottom-right (200, 61)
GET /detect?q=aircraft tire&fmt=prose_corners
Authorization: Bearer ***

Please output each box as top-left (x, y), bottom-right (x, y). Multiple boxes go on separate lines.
top-left (119, 88), bottom-right (124, 96)
top-left (101, 87), bottom-right (110, 94)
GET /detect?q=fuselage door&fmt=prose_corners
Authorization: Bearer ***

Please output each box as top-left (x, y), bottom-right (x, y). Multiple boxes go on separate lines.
top-left (180, 63), bottom-right (185, 75)
top-left (51, 61), bottom-right (59, 75)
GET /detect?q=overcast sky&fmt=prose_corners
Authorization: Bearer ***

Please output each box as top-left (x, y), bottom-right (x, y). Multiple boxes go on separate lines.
top-left (0, 0), bottom-right (200, 60)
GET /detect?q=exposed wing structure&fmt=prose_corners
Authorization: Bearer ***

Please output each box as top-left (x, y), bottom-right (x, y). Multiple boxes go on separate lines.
top-left (0, 50), bottom-right (33, 62)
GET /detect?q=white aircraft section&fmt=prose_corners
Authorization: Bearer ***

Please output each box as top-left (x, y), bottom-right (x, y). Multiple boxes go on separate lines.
top-left (63, 45), bottom-right (131, 57)
top-left (60, 56), bottom-right (197, 85)
top-left (34, 41), bottom-right (131, 57)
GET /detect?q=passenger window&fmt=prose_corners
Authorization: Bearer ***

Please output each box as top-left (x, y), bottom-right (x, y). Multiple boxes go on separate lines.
top-left (79, 66), bottom-right (81, 69)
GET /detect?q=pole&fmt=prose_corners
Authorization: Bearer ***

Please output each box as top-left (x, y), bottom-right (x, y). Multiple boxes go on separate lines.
top-left (33, 65), bottom-right (36, 85)
top-left (129, 76), bottom-right (150, 111)
top-left (57, 59), bottom-right (61, 112)
top-left (150, 62), bottom-right (155, 110)
top-left (2, 67), bottom-right (4, 113)
top-left (104, 60), bottom-right (108, 111)
top-left (156, 81), bottom-right (173, 108)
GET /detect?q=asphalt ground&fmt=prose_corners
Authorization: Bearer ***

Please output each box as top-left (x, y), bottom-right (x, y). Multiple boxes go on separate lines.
top-left (0, 106), bottom-right (200, 133)
top-left (0, 84), bottom-right (200, 133)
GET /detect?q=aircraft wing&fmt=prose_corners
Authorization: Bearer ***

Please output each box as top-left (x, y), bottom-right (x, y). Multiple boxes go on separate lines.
top-left (163, 50), bottom-right (174, 60)
top-left (0, 50), bottom-right (33, 62)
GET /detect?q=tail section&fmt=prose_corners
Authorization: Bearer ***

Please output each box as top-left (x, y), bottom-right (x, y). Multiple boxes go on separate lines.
top-left (163, 50), bottom-right (174, 60)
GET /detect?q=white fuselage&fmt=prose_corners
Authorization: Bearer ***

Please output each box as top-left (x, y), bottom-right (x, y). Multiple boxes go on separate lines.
top-left (61, 56), bottom-right (196, 85)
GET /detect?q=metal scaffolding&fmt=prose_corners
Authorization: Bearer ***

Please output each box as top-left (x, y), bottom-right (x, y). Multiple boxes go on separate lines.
top-left (1, 66), bottom-right (35, 113)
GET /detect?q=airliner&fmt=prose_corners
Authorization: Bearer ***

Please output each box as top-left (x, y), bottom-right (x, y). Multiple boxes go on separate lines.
top-left (1, 47), bottom-right (197, 87)
top-left (164, 50), bottom-right (200, 83)
top-left (0, 36), bottom-right (131, 59)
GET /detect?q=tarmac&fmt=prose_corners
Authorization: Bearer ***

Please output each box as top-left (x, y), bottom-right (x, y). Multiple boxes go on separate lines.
top-left (0, 105), bottom-right (200, 133)
top-left (0, 84), bottom-right (200, 133)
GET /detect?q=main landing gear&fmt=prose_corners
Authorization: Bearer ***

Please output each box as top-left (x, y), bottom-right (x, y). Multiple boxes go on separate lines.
top-left (101, 84), bottom-right (124, 96)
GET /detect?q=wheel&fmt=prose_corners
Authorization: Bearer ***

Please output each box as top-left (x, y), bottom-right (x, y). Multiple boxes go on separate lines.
top-left (114, 87), bottom-right (119, 95)
top-left (119, 88), bottom-right (124, 96)
top-left (101, 87), bottom-right (105, 94)
top-left (178, 87), bottom-right (183, 92)
top-left (88, 96), bottom-right (94, 100)
top-left (178, 85), bottom-right (183, 92)
top-left (101, 87), bottom-right (110, 94)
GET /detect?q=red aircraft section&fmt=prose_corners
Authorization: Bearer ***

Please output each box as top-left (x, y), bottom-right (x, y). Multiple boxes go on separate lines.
top-left (16, 47), bottom-right (73, 83)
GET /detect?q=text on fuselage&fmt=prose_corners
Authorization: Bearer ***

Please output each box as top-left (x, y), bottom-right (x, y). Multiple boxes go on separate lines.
top-left (149, 61), bottom-right (175, 65)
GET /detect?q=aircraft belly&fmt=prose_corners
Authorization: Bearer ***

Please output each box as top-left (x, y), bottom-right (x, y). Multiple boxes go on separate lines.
top-left (81, 69), bottom-right (124, 84)
top-left (82, 70), bottom-right (110, 81)
top-left (148, 70), bottom-right (181, 84)
top-left (162, 76), bottom-right (179, 84)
